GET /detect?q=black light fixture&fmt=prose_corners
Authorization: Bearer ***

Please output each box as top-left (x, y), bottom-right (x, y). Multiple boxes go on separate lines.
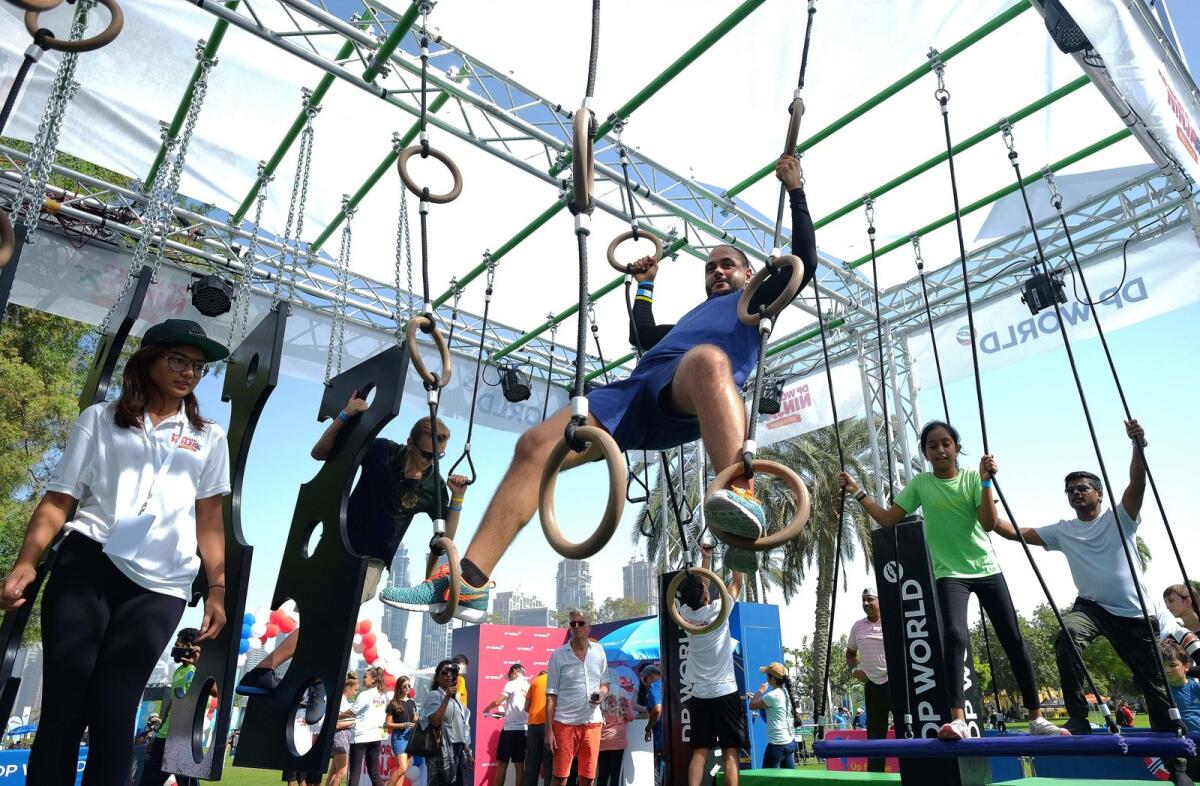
top-left (1019, 265), bottom-right (1067, 315)
top-left (190, 274), bottom-right (234, 317)
top-left (500, 364), bottom-right (532, 402)
top-left (758, 377), bottom-right (787, 415)
top-left (1042, 0), bottom-right (1093, 55)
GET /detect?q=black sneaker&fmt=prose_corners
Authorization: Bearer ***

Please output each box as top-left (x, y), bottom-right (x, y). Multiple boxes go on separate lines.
top-left (1062, 717), bottom-right (1093, 735)
top-left (236, 667), bottom-right (280, 696)
top-left (304, 683), bottom-right (327, 725)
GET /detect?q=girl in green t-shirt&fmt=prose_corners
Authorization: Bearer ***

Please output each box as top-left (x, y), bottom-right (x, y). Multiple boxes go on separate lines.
top-left (838, 421), bottom-right (1067, 740)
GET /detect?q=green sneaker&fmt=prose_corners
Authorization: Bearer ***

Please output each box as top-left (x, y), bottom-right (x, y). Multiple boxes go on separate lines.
top-left (705, 487), bottom-right (766, 539)
top-left (723, 546), bottom-right (760, 574)
top-left (379, 564), bottom-right (490, 623)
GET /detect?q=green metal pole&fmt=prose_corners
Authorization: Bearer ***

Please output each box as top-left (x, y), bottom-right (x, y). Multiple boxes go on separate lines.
top-left (844, 128), bottom-right (1131, 269)
top-left (725, 0), bottom-right (1032, 199)
top-left (549, 0), bottom-right (768, 176)
top-left (493, 237), bottom-right (688, 361)
top-left (812, 75), bottom-right (1088, 231)
top-left (144, 1), bottom-right (240, 186)
top-left (585, 351), bottom-right (637, 382)
top-left (231, 4), bottom-right (420, 224)
top-left (309, 90), bottom-right (453, 254)
top-left (363, 3), bottom-right (420, 83)
top-left (765, 317), bottom-right (847, 359)
top-left (430, 200), bottom-right (566, 308)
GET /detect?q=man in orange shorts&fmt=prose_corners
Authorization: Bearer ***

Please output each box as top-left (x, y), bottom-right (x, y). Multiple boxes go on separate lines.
top-left (545, 609), bottom-right (609, 786)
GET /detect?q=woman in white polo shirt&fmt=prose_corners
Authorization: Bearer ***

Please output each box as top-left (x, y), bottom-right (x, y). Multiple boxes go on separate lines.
top-left (0, 319), bottom-right (231, 786)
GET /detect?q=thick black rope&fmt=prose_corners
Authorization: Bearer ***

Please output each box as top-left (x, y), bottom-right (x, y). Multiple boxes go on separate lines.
top-left (912, 237), bottom-right (951, 420)
top-left (936, 76), bottom-right (1118, 733)
top-left (770, 0), bottom-right (818, 256)
top-left (1050, 187), bottom-right (1200, 626)
top-left (1007, 134), bottom-right (1184, 734)
top-left (447, 264), bottom-right (494, 486)
top-left (541, 324), bottom-right (557, 421)
top-left (0, 32), bottom-right (50, 137)
top-left (584, 0), bottom-right (600, 99)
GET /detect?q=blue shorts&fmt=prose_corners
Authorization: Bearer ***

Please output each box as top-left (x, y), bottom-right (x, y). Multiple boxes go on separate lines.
top-left (588, 359), bottom-right (700, 451)
top-left (391, 729), bottom-right (411, 754)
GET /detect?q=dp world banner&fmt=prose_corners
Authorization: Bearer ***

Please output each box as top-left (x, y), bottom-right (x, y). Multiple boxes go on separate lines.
top-left (908, 226), bottom-right (1200, 387)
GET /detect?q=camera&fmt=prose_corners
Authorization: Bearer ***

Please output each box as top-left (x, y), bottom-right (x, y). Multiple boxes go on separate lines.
top-left (590, 692), bottom-right (601, 704)
top-left (445, 663), bottom-right (459, 680)
top-left (171, 645), bottom-right (199, 664)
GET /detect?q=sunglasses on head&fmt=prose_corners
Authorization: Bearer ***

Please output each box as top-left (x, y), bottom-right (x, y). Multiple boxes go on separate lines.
top-left (569, 620), bottom-right (589, 628)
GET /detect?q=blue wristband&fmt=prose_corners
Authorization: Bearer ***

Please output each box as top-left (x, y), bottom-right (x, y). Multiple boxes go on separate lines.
top-left (981, 479), bottom-right (993, 488)
top-left (337, 411), bottom-right (351, 423)
top-left (638, 280), bottom-right (654, 289)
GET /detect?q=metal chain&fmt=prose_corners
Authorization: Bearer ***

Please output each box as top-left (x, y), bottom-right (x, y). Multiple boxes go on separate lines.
top-left (910, 233), bottom-right (923, 268)
top-left (326, 195), bottom-right (354, 383)
top-left (229, 161), bottom-right (270, 346)
top-left (100, 43), bottom-right (217, 333)
top-left (274, 92), bottom-right (320, 305)
top-left (389, 132), bottom-right (407, 339)
top-left (402, 185), bottom-right (414, 320)
top-left (12, 1), bottom-right (91, 234)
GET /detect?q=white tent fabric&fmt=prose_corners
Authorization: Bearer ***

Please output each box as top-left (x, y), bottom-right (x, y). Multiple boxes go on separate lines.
top-left (0, 0), bottom-right (1159, 365)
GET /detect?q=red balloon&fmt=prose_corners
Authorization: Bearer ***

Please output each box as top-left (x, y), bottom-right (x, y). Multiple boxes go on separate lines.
top-left (363, 646), bottom-right (378, 663)
top-left (384, 675), bottom-right (397, 690)
top-left (362, 632), bottom-right (376, 648)
top-left (269, 609), bottom-right (284, 625)
top-left (279, 616), bottom-right (296, 634)
top-left (356, 620), bottom-right (372, 635)
top-left (265, 623), bottom-right (280, 638)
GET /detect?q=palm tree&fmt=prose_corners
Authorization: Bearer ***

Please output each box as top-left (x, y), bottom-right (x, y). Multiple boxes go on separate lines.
top-left (757, 417), bottom-right (878, 715)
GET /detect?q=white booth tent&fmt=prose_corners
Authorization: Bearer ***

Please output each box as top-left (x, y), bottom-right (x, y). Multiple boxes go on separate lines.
top-left (0, 0), bottom-right (1198, 450)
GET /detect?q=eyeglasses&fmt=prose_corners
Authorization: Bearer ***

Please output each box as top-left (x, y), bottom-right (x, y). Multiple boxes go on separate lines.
top-left (162, 353), bottom-right (208, 377)
top-left (1065, 484), bottom-right (1096, 495)
top-left (417, 447), bottom-right (446, 460)
top-left (569, 620), bottom-right (589, 628)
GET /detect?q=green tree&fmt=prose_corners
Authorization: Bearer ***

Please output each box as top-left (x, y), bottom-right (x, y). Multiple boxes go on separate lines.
top-left (758, 419), bottom-right (877, 714)
top-left (0, 306), bottom-right (94, 643)
top-left (594, 596), bottom-right (651, 624)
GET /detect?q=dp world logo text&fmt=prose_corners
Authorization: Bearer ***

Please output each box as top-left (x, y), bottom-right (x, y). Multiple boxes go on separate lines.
top-left (882, 561), bottom-right (904, 584)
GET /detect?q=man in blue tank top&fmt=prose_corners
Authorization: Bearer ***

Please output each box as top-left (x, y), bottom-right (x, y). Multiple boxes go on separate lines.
top-left (383, 156), bottom-right (817, 620)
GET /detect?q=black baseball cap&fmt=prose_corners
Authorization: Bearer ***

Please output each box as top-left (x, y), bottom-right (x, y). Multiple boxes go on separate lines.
top-left (142, 319), bottom-right (229, 362)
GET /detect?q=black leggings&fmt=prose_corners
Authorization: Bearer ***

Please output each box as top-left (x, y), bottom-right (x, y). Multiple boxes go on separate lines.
top-left (348, 740), bottom-right (384, 786)
top-left (596, 749), bottom-right (624, 786)
top-left (29, 534), bottom-right (186, 785)
top-left (936, 573), bottom-right (1039, 711)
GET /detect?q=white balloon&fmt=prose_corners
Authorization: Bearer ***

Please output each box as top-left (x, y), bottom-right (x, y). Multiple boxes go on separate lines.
top-left (290, 611), bottom-right (301, 627)
top-left (279, 599), bottom-right (297, 615)
top-left (255, 605), bottom-right (271, 623)
top-left (353, 640), bottom-right (365, 654)
top-left (251, 622), bottom-right (267, 638)
top-left (353, 634), bottom-right (363, 647)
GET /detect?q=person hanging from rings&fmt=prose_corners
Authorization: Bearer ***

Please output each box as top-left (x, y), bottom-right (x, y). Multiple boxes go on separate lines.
top-left (992, 419), bottom-right (1196, 737)
top-left (0, 319), bottom-right (231, 785)
top-left (837, 420), bottom-right (1067, 740)
top-left (383, 155), bottom-right (815, 617)
top-left (239, 408), bottom-right (470, 696)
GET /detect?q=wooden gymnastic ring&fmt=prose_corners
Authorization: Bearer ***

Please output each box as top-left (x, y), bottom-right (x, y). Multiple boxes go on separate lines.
top-left (539, 425), bottom-right (625, 559)
top-left (404, 316), bottom-right (453, 389)
top-left (783, 96), bottom-right (805, 155)
top-left (705, 459), bottom-right (810, 551)
top-left (396, 145), bottom-right (463, 204)
top-left (606, 230), bottom-right (663, 273)
top-left (571, 108), bottom-right (594, 214)
top-left (11, 0), bottom-right (61, 11)
top-left (737, 254), bottom-right (803, 326)
top-left (0, 213), bottom-right (14, 269)
top-left (666, 567), bottom-right (733, 635)
top-left (428, 536), bottom-right (460, 625)
top-left (26, 0), bottom-right (124, 53)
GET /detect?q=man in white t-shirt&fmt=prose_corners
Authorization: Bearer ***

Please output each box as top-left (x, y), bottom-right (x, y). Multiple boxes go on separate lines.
top-left (675, 544), bottom-right (745, 786)
top-left (846, 587), bottom-right (891, 772)
top-left (484, 662), bottom-right (530, 786)
top-left (993, 419), bottom-right (1174, 735)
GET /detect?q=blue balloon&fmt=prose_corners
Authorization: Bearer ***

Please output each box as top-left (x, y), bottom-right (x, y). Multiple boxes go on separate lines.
top-left (241, 624), bottom-right (253, 639)
top-left (238, 638), bottom-right (250, 654)
top-left (243, 612), bottom-right (255, 626)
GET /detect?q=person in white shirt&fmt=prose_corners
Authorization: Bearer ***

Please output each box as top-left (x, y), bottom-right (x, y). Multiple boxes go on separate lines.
top-left (674, 544), bottom-right (745, 786)
top-left (546, 610), bottom-right (609, 786)
top-left (483, 662), bottom-right (529, 786)
top-left (0, 319), bottom-right (231, 786)
top-left (747, 662), bottom-right (800, 769)
top-left (993, 419), bottom-right (1174, 736)
top-left (423, 659), bottom-right (473, 786)
top-left (327, 672), bottom-right (359, 786)
top-left (350, 666), bottom-right (390, 786)
top-left (847, 587), bottom-right (891, 772)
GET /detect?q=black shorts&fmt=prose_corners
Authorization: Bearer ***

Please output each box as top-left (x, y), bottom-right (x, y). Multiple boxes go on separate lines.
top-left (496, 728), bottom-right (527, 762)
top-left (686, 691), bottom-right (748, 750)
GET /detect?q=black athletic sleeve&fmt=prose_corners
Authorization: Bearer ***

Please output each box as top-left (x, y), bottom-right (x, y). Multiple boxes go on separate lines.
top-left (746, 187), bottom-right (819, 312)
top-left (629, 294), bottom-right (673, 352)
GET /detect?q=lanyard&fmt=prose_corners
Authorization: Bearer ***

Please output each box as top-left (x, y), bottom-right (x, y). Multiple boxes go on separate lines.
top-left (135, 417), bottom-right (185, 515)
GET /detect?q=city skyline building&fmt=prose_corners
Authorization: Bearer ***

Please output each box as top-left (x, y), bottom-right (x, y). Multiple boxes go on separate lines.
top-left (555, 559), bottom-right (592, 614)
